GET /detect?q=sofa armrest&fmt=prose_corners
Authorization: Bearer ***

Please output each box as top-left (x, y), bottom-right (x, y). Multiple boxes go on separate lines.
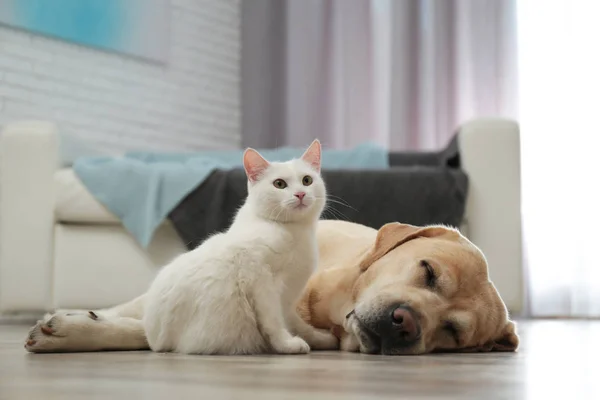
top-left (458, 118), bottom-right (523, 315)
top-left (0, 121), bottom-right (59, 313)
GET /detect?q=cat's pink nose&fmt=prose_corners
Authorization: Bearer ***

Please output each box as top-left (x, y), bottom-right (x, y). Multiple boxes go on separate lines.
top-left (294, 192), bottom-right (306, 201)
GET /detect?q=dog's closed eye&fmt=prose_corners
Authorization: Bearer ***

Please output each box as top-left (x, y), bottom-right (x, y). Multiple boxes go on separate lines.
top-left (420, 260), bottom-right (436, 288)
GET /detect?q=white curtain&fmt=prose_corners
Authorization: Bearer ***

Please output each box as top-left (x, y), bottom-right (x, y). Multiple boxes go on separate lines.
top-left (519, 0), bottom-right (600, 317)
top-left (242, 0), bottom-right (517, 151)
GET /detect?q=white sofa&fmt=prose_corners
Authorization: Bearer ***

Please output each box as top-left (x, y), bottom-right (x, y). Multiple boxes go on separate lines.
top-left (0, 118), bottom-right (523, 316)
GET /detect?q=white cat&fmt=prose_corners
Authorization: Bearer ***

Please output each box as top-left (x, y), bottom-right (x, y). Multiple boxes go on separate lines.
top-left (142, 139), bottom-right (338, 354)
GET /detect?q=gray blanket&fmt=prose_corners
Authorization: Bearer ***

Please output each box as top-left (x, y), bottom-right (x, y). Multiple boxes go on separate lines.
top-left (169, 137), bottom-right (467, 250)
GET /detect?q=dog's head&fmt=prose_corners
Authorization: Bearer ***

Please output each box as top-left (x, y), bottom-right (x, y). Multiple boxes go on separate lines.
top-left (347, 222), bottom-right (519, 355)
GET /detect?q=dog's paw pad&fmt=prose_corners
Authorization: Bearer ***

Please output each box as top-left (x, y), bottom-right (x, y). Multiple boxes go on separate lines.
top-left (310, 330), bottom-right (339, 350)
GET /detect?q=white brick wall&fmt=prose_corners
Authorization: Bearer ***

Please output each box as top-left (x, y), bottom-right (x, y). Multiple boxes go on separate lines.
top-left (0, 0), bottom-right (241, 154)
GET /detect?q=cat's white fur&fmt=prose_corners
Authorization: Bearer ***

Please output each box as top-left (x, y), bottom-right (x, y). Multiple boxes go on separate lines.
top-left (141, 139), bottom-right (336, 354)
top-left (24, 140), bottom-right (337, 354)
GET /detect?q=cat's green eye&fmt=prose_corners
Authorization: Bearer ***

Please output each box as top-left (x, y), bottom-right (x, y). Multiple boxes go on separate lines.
top-left (302, 175), bottom-right (313, 186)
top-left (273, 179), bottom-right (287, 189)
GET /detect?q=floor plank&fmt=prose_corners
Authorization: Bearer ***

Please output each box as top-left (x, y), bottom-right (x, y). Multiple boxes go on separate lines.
top-left (0, 320), bottom-right (598, 399)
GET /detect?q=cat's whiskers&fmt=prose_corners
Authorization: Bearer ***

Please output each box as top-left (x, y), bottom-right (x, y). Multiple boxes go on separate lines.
top-left (274, 206), bottom-right (285, 222)
top-left (326, 196), bottom-right (357, 212)
top-left (322, 205), bottom-right (350, 221)
top-left (314, 195), bottom-right (355, 221)
top-left (265, 204), bottom-right (277, 221)
top-left (267, 204), bottom-right (286, 222)
top-left (315, 196), bottom-right (357, 212)
top-left (282, 198), bottom-right (299, 207)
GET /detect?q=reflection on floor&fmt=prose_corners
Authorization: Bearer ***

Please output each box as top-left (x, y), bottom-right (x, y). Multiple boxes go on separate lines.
top-left (0, 320), bottom-right (598, 399)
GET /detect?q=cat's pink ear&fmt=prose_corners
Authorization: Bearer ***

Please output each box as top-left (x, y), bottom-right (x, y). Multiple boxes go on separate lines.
top-left (243, 148), bottom-right (270, 183)
top-left (301, 139), bottom-right (321, 173)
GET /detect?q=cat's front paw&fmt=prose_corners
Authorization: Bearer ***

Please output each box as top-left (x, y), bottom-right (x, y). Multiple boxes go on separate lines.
top-left (272, 336), bottom-right (310, 354)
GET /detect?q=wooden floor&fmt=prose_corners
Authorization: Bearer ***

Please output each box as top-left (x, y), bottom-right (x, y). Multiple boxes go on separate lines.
top-left (0, 320), bottom-right (598, 400)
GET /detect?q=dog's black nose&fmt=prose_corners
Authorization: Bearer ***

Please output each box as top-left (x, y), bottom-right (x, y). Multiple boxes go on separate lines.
top-left (390, 306), bottom-right (419, 343)
top-left (375, 305), bottom-right (421, 351)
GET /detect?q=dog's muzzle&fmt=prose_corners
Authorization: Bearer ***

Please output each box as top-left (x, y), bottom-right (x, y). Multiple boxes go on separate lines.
top-left (350, 304), bottom-right (422, 355)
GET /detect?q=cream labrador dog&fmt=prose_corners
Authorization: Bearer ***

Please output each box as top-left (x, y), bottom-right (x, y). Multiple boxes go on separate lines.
top-left (24, 220), bottom-right (518, 355)
top-left (300, 221), bottom-right (519, 354)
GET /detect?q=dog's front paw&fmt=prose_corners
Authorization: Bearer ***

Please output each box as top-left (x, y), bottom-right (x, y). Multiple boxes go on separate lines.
top-left (340, 332), bottom-right (360, 352)
top-left (272, 336), bottom-right (310, 354)
top-left (344, 313), bottom-right (379, 354)
top-left (306, 329), bottom-right (339, 350)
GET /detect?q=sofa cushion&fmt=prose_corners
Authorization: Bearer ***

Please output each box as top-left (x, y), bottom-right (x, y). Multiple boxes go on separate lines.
top-left (54, 169), bottom-right (120, 224)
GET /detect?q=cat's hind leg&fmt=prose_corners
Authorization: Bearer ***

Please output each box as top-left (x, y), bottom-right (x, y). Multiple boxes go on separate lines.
top-left (99, 294), bottom-right (146, 319)
top-left (25, 311), bottom-right (148, 353)
top-left (24, 295), bottom-right (149, 353)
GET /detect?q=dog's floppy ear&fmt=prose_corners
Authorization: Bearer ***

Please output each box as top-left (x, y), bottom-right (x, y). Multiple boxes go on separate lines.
top-left (463, 321), bottom-right (520, 353)
top-left (488, 321), bottom-right (520, 352)
top-left (359, 222), bottom-right (453, 271)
